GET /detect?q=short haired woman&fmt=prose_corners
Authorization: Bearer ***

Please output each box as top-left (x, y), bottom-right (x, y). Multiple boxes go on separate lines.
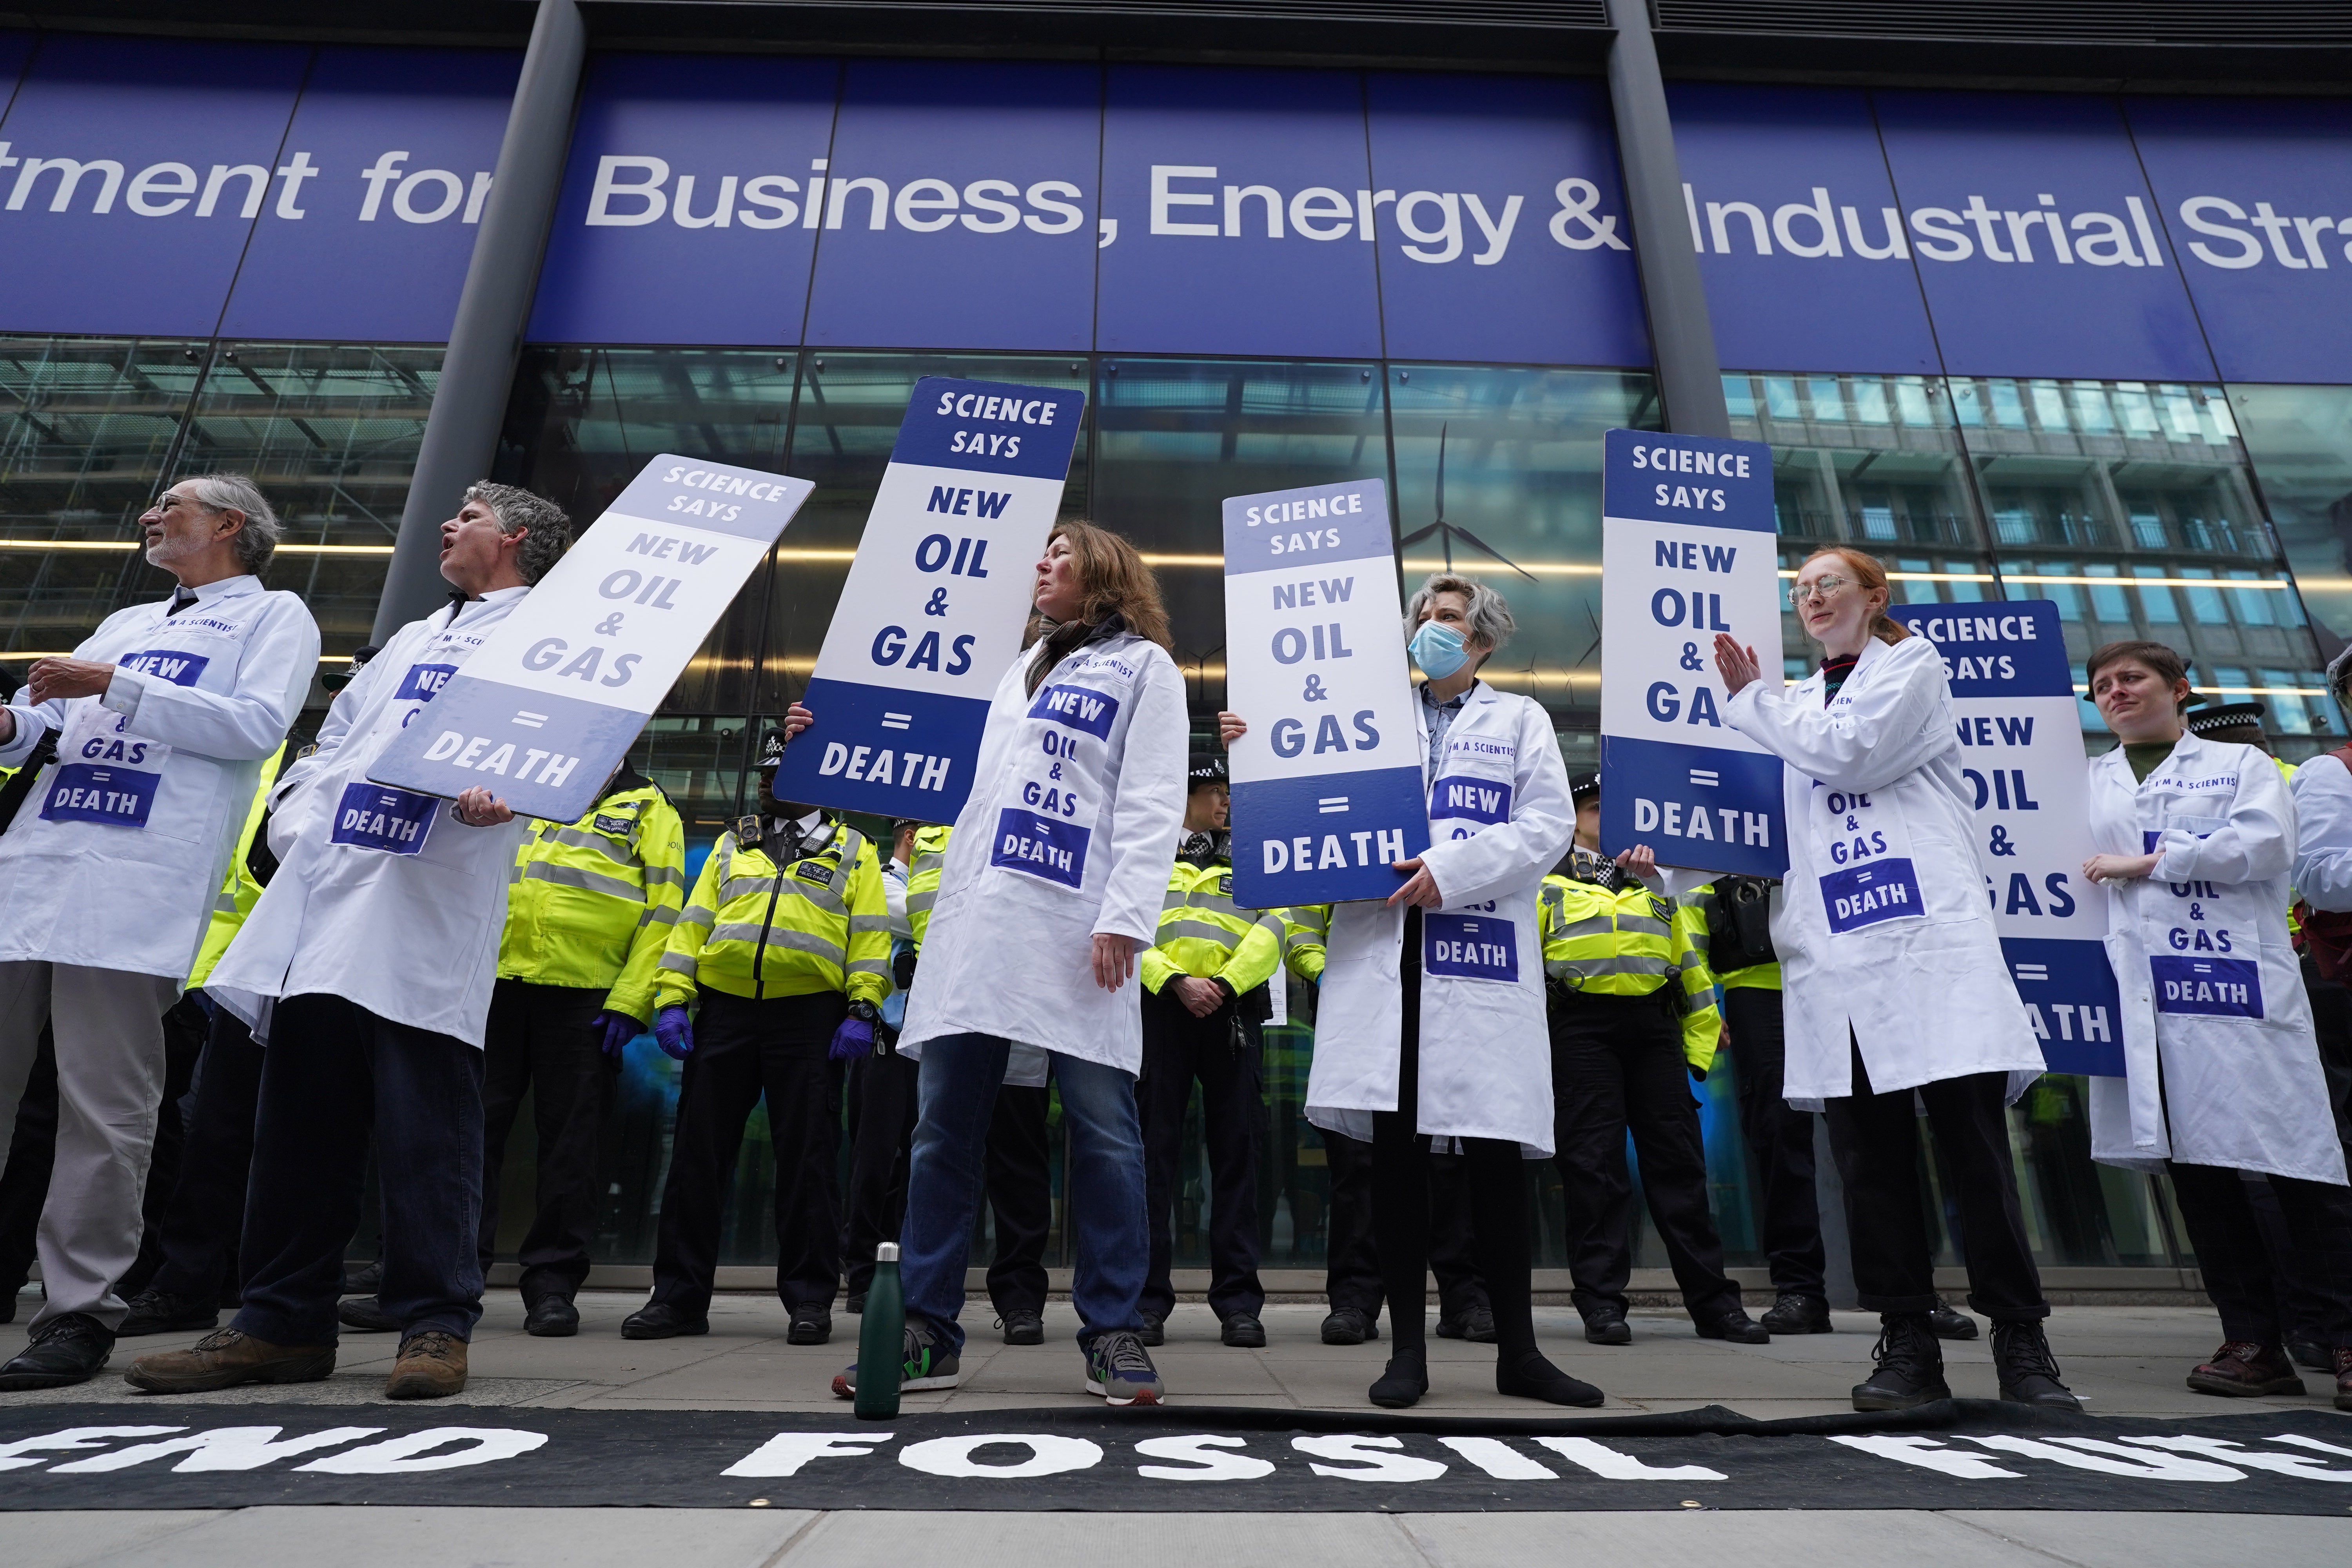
top-left (1224, 572), bottom-right (1597, 1409)
top-left (2082, 639), bottom-right (2352, 1410)
top-left (1713, 545), bottom-right (2077, 1412)
top-left (789, 520), bottom-right (1189, 1406)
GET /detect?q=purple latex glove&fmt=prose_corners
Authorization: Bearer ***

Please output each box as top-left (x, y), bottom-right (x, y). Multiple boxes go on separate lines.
top-left (653, 1004), bottom-right (694, 1062)
top-left (828, 1014), bottom-right (875, 1062)
top-left (595, 1011), bottom-right (641, 1060)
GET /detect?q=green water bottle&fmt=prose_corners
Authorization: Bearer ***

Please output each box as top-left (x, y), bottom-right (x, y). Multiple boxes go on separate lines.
top-left (855, 1240), bottom-right (905, 1420)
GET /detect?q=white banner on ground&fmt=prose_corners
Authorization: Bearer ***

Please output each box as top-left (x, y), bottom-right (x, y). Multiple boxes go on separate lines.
top-left (772, 376), bottom-right (1087, 823)
top-left (1222, 477), bottom-right (1429, 907)
top-left (1891, 599), bottom-right (2122, 1075)
top-left (1598, 428), bottom-right (1787, 876)
top-left (370, 454), bottom-right (812, 822)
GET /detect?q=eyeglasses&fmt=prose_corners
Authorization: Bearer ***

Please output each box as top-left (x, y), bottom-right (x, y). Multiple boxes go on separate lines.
top-left (1787, 575), bottom-right (1851, 608)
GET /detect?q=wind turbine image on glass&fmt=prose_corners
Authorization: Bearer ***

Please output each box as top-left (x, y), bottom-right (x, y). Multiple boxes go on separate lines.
top-left (1396, 423), bottom-right (1535, 583)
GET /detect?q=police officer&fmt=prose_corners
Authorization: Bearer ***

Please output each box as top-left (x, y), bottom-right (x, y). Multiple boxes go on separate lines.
top-left (479, 759), bottom-right (686, 1337)
top-left (892, 822), bottom-right (1054, 1343)
top-left (0, 473), bottom-right (318, 1392)
top-left (623, 728), bottom-right (888, 1345)
top-left (1283, 904), bottom-right (1493, 1347)
top-left (1544, 773), bottom-right (1768, 1347)
top-left (1137, 757), bottom-right (1275, 1347)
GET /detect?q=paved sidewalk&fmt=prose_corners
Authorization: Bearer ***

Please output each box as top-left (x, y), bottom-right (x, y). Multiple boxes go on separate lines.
top-left (0, 1290), bottom-right (2337, 1418)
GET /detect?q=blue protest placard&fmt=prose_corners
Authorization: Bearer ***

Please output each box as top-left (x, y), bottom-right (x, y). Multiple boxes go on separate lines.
top-left (1598, 428), bottom-right (1788, 878)
top-left (773, 377), bottom-right (1087, 822)
top-left (1892, 599), bottom-right (2124, 1076)
top-left (368, 455), bottom-right (812, 822)
top-left (1223, 477), bottom-right (1430, 907)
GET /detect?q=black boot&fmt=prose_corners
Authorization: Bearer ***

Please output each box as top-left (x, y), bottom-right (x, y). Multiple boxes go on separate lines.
top-left (0, 1312), bottom-right (113, 1391)
top-left (1496, 1348), bottom-right (1605, 1407)
top-left (1761, 1293), bottom-right (1832, 1335)
top-left (1369, 1345), bottom-right (1428, 1408)
top-left (1926, 1296), bottom-right (1978, 1339)
top-left (1991, 1319), bottom-right (2081, 1410)
top-left (1852, 1312), bottom-right (1951, 1411)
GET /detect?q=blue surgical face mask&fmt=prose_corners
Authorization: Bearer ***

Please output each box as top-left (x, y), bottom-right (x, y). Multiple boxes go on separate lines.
top-left (1408, 620), bottom-right (1468, 679)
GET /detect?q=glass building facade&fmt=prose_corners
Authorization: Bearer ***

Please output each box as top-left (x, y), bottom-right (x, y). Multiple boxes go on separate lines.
top-left (4, 20), bottom-right (2347, 1285)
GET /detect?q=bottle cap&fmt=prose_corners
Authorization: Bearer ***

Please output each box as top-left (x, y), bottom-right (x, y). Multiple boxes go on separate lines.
top-left (877, 1242), bottom-right (899, 1263)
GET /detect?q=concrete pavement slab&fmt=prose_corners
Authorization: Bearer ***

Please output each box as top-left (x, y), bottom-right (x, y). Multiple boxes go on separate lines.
top-left (1940, 1510), bottom-right (2352, 1568)
top-left (72, 1506), bottom-right (821, 1568)
top-left (775, 1509), bottom-right (1432, 1568)
top-left (0, 1509), bottom-right (225, 1568)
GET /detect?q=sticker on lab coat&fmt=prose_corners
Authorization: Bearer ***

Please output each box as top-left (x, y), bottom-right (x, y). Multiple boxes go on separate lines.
top-left (120, 648), bottom-right (212, 686)
top-left (2151, 955), bottom-right (2263, 1018)
top-left (330, 782), bottom-right (438, 855)
top-left (1819, 860), bottom-right (1925, 933)
top-left (1424, 913), bottom-right (1519, 982)
top-left (395, 662), bottom-right (458, 704)
top-left (1028, 682), bottom-right (1120, 740)
top-left (1429, 773), bottom-right (1513, 828)
top-left (992, 806), bottom-right (1089, 889)
top-left (40, 762), bottom-right (162, 828)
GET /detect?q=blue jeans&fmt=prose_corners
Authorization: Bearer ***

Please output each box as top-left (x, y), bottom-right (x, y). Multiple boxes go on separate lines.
top-left (900, 1033), bottom-right (1147, 1354)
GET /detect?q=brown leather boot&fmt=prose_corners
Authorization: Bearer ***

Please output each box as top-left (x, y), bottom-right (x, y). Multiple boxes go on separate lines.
top-left (387, 1330), bottom-right (469, 1399)
top-left (2334, 1347), bottom-right (2352, 1413)
top-left (2186, 1339), bottom-right (2304, 1397)
top-left (124, 1328), bottom-right (335, 1394)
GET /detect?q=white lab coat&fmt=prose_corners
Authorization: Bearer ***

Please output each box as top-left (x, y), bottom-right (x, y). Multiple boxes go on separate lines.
top-left (1725, 633), bottom-right (2044, 1100)
top-left (899, 626), bottom-right (1188, 1074)
top-left (2292, 749), bottom-right (2352, 911)
top-left (1307, 682), bottom-right (1574, 1153)
top-left (208, 589), bottom-right (531, 1047)
top-left (2085, 734), bottom-right (2344, 1184)
top-left (0, 575), bottom-right (318, 981)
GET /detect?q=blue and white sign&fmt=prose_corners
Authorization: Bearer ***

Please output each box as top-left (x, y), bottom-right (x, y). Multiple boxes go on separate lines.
top-left (772, 376), bottom-right (1087, 821)
top-left (370, 454), bottom-right (812, 822)
top-left (1598, 429), bottom-right (1787, 878)
top-left (1892, 599), bottom-right (2123, 1076)
top-left (1222, 476), bottom-right (1429, 907)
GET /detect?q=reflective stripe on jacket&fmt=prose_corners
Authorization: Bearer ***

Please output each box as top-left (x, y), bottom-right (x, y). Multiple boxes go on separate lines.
top-left (905, 823), bottom-right (952, 952)
top-left (1539, 872), bottom-right (1721, 1070)
top-left (656, 817), bottom-right (889, 1008)
top-left (497, 778), bottom-right (687, 1021)
top-left (186, 744), bottom-right (285, 990)
top-left (1139, 858), bottom-right (1281, 995)
top-left (1277, 903), bottom-right (1330, 984)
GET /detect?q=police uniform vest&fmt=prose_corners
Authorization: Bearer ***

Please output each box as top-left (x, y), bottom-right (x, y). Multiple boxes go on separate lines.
top-left (498, 768), bottom-right (688, 1021)
top-left (1140, 834), bottom-right (1283, 1001)
top-left (656, 814), bottom-right (890, 1008)
top-left (186, 745), bottom-right (285, 990)
top-left (1539, 870), bottom-right (1721, 1072)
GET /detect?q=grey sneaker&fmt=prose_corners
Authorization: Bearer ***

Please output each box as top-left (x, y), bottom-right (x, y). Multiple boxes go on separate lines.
top-left (831, 1320), bottom-right (961, 1398)
top-left (1085, 1330), bottom-right (1164, 1406)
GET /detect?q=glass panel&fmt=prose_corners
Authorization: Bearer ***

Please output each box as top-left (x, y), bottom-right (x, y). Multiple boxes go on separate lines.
top-left (1967, 377), bottom-right (2334, 758)
top-left (498, 346), bottom-right (801, 716)
top-left (1093, 358), bottom-right (1385, 725)
top-left (180, 341), bottom-right (441, 669)
top-left (2230, 382), bottom-right (2352, 658)
top-left (1387, 365), bottom-right (1661, 738)
top-left (0, 335), bottom-right (207, 661)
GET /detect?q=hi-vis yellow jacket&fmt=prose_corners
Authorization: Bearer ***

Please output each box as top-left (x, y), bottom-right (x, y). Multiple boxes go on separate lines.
top-left (187, 744), bottom-right (285, 990)
top-left (1139, 855), bottom-right (1282, 996)
top-left (1538, 872), bottom-right (1721, 1072)
top-left (904, 824), bottom-right (952, 952)
top-left (656, 815), bottom-right (889, 1009)
top-left (1276, 904), bottom-right (1330, 984)
top-left (496, 771), bottom-right (687, 1022)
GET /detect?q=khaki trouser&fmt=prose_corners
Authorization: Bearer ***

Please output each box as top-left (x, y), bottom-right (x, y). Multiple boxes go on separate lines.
top-left (0, 960), bottom-right (178, 1331)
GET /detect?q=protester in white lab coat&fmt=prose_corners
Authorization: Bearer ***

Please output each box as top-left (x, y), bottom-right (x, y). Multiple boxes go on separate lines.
top-left (797, 520), bottom-right (1187, 1408)
top-left (1223, 572), bottom-right (1595, 1412)
top-left (1715, 545), bottom-right (2077, 1414)
top-left (0, 475), bottom-right (318, 1391)
top-left (2083, 638), bottom-right (2352, 1410)
top-left (127, 483), bottom-right (572, 1404)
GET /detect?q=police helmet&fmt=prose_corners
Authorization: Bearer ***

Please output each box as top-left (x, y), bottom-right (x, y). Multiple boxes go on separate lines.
top-left (1568, 770), bottom-right (1600, 806)
top-left (2183, 699), bottom-right (2268, 741)
top-left (1188, 755), bottom-right (1229, 792)
top-left (322, 643), bottom-right (380, 692)
top-left (757, 726), bottom-right (788, 771)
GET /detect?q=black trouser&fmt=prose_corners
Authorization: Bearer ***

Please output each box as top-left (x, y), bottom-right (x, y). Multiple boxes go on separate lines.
top-left (2250, 957), bottom-right (2352, 1344)
top-left (1139, 985), bottom-right (1265, 1321)
top-left (1722, 985), bottom-right (1826, 1299)
top-left (1370, 906), bottom-right (1538, 1360)
top-left (477, 979), bottom-right (617, 1303)
top-left (232, 993), bottom-right (486, 1345)
top-left (145, 1005), bottom-right (266, 1307)
top-left (1548, 987), bottom-right (1742, 1323)
top-left (842, 1044), bottom-right (918, 1298)
top-left (1821, 1039), bottom-right (2046, 1320)
top-left (650, 989), bottom-right (845, 1315)
top-left (2171, 1158), bottom-right (2352, 1350)
top-left (0, 1025), bottom-right (55, 1305)
top-left (983, 1083), bottom-right (1053, 1317)
top-left (1324, 1127), bottom-right (1489, 1322)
